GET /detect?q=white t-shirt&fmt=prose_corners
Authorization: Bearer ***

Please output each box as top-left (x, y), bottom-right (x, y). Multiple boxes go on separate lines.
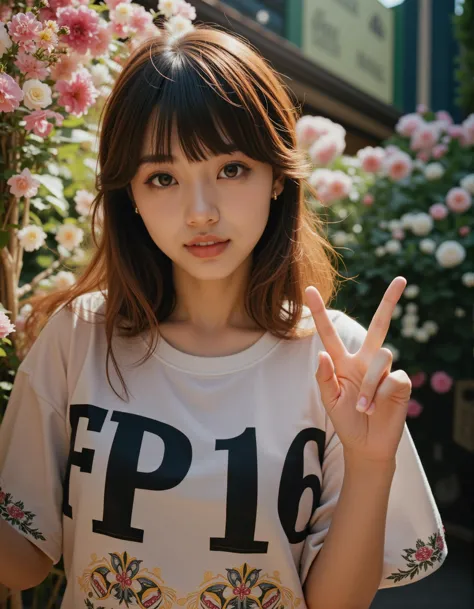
top-left (0, 292), bottom-right (446, 609)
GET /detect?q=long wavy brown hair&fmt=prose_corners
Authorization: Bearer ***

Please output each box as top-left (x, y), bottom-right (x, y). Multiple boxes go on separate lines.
top-left (25, 25), bottom-right (344, 399)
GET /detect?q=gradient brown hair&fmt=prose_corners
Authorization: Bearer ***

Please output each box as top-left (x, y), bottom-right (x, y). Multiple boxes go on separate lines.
top-left (26, 25), bottom-right (343, 400)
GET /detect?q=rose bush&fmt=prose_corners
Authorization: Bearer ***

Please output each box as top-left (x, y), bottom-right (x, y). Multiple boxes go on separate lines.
top-left (0, 1), bottom-right (196, 606)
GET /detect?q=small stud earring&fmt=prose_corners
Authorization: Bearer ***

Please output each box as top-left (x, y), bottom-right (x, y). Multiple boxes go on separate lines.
top-left (273, 191), bottom-right (278, 200)
top-left (135, 207), bottom-right (140, 214)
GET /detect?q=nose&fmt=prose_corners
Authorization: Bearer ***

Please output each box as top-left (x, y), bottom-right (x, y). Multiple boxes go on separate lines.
top-left (185, 186), bottom-right (219, 227)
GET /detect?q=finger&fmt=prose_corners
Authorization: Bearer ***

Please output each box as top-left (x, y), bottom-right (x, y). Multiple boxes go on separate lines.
top-left (315, 351), bottom-right (341, 411)
top-left (359, 277), bottom-right (407, 361)
top-left (356, 348), bottom-right (393, 414)
top-left (368, 369), bottom-right (413, 413)
top-left (305, 286), bottom-right (346, 362)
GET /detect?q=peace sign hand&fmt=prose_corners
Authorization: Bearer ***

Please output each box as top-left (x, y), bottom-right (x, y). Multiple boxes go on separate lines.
top-left (305, 277), bottom-right (412, 463)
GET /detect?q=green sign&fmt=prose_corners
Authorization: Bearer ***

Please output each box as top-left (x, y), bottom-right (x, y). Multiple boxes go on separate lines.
top-left (302, 0), bottom-right (394, 104)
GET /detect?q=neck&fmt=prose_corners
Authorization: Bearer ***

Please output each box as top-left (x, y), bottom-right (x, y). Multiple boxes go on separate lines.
top-left (169, 259), bottom-right (257, 334)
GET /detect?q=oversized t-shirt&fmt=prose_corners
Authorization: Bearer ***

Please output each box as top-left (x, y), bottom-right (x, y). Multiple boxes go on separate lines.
top-left (0, 292), bottom-right (447, 609)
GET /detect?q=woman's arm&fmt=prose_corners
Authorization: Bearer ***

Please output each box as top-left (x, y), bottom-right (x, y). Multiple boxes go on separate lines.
top-left (0, 518), bottom-right (53, 591)
top-left (304, 454), bottom-right (396, 609)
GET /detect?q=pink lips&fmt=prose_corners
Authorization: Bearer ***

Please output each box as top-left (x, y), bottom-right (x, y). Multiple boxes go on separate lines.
top-left (185, 240), bottom-right (230, 258)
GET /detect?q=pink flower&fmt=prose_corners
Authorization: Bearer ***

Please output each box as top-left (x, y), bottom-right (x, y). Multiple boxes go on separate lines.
top-left (363, 193), bottom-right (374, 206)
top-left (7, 12), bottom-right (42, 53)
top-left (50, 52), bottom-right (83, 81)
top-left (416, 150), bottom-right (430, 162)
top-left (446, 187), bottom-right (472, 214)
top-left (407, 399), bottom-right (423, 418)
top-left (411, 123), bottom-right (440, 151)
top-left (0, 311), bottom-right (15, 339)
top-left (436, 110), bottom-right (453, 125)
top-left (309, 134), bottom-right (345, 166)
top-left (322, 171), bottom-right (352, 203)
top-left (57, 6), bottom-right (101, 54)
top-left (395, 113), bottom-right (424, 137)
top-left (436, 535), bottom-right (445, 551)
top-left (7, 168), bottom-right (40, 198)
top-left (392, 228), bottom-right (405, 240)
top-left (15, 50), bottom-right (49, 80)
top-left (357, 146), bottom-right (385, 173)
top-left (459, 226), bottom-right (471, 237)
top-left (130, 5), bottom-right (153, 34)
top-left (7, 505), bottom-right (25, 521)
top-left (410, 371), bottom-right (427, 389)
top-left (24, 109), bottom-right (64, 138)
top-left (384, 151), bottom-right (413, 181)
top-left (176, 1), bottom-right (197, 20)
top-left (415, 546), bottom-right (434, 562)
top-left (109, 20), bottom-right (129, 38)
top-left (56, 68), bottom-right (98, 116)
top-left (89, 24), bottom-right (112, 57)
top-left (0, 6), bottom-right (12, 21)
top-left (429, 203), bottom-right (449, 220)
top-left (0, 73), bottom-right (24, 113)
top-left (432, 144), bottom-right (448, 159)
top-left (106, 0), bottom-right (130, 8)
top-left (431, 371), bottom-right (453, 394)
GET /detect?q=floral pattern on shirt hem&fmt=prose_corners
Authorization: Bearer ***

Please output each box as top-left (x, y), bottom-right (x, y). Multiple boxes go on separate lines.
top-left (0, 485), bottom-right (46, 541)
top-left (386, 529), bottom-right (446, 583)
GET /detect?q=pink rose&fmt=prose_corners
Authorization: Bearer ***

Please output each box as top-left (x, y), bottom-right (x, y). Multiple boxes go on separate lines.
top-left (416, 150), bottom-right (430, 162)
top-left (415, 546), bottom-right (434, 562)
top-left (407, 399), bottom-right (423, 418)
top-left (362, 193), bottom-right (374, 206)
top-left (309, 133), bottom-right (345, 166)
top-left (57, 6), bottom-right (101, 54)
top-left (50, 52), bottom-right (83, 81)
top-left (411, 124), bottom-right (440, 151)
top-left (430, 371), bottom-right (453, 394)
top-left (130, 5), bottom-right (153, 34)
top-left (0, 73), bottom-right (24, 113)
top-left (446, 187), bottom-right (472, 214)
top-left (7, 12), bottom-right (42, 53)
top-left (7, 168), bottom-right (40, 199)
top-left (432, 144), bottom-right (448, 159)
top-left (429, 203), bottom-right (449, 220)
top-left (357, 146), bottom-right (385, 173)
top-left (90, 24), bottom-right (112, 57)
top-left (436, 535), bottom-right (445, 551)
top-left (0, 311), bottom-right (16, 339)
top-left (395, 114), bottom-right (424, 137)
top-left (459, 226), bottom-right (471, 237)
top-left (384, 151), bottom-right (413, 181)
top-left (410, 371), bottom-right (427, 388)
top-left (7, 505), bottom-right (25, 520)
top-left (436, 110), bottom-right (453, 125)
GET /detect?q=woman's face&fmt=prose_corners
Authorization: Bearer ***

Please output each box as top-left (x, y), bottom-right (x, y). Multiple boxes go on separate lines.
top-left (130, 121), bottom-right (282, 282)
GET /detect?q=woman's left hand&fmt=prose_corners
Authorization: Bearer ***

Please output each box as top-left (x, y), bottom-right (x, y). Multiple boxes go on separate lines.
top-left (305, 277), bottom-right (412, 463)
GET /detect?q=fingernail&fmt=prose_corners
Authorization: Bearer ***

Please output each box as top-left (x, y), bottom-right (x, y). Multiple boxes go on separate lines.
top-left (356, 396), bottom-right (368, 412)
top-left (366, 402), bottom-right (376, 415)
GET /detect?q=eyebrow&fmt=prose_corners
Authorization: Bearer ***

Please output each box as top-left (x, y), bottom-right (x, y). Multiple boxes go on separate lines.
top-left (138, 147), bottom-right (242, 167)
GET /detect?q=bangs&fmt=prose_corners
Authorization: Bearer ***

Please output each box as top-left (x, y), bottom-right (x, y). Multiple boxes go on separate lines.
top-left (138, 50), bottom-right (281, 167)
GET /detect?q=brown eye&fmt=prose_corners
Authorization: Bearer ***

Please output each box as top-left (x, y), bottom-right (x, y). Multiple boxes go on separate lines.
top-left (220, 163), bottom-right (249, 179)
top-left (146, 173), bottom-right (176, 188)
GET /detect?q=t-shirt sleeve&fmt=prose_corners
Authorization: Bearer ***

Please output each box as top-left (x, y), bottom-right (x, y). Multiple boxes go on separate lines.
top-left (299, 311), bottom-right (447, 587)
top-left (0, 308), bottom-right (72, 565)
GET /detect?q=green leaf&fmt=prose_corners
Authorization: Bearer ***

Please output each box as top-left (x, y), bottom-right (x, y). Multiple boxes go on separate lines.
top-left (0, 348), bottom-right (6, 357)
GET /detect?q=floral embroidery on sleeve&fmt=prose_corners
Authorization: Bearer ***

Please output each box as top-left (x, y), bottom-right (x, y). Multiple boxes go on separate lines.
top-left (386, 529), bottom-right (446, 583)
top-left (0, 486), bottom-right (46, 541)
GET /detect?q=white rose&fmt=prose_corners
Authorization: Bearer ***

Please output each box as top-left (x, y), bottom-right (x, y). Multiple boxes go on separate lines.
top-left (423, 321), bottom-right (439, 336)
top-left (460, 174), bottom-right (474, 194)
top-left (406, 303), bottom-right (418, 313)
top-left (410, 212), bottom-right (434, 236)
top-left (22, 80), bottom-right (52, 110)
top-left (401, 213), bottom-right (416, 229)
top-left (414, 328), bottom-right (430, 343)
top-left (435, 241), bottom-right (466, 268)
top-left (404, 284), bottom-right (420, 299)
top-left (424, 162), bottom-right (445, 181)
top-left (332, 231), bottom-right (349, 246)
top-left (402, 314), bottom-right (419, 328)
top-left (0, 23), bottom-right (12, 57)
top-left (419, 238), bottom-right (436, 254)
top-left (455, 307), bottom-right (466, 318)
top-left (385, 239), bottom-right (402, 254)
top-left (391, 304), bottom-right (402, 319)
top-left (461, 272), bottom-right (474, 287)
top-left (17, 225), bottom-right (47, 252)
top-left (56, 223), bottom-right (84, 251)
top-left (401, 326), bottom-right (416, 338)
top-left (383, 343), bottom-right (399, 362)
top-left (375, 246), bottom-right (385, 257)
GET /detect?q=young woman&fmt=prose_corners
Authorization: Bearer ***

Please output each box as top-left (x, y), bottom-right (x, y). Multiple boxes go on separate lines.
top-left (0, 25), bottom-right (446, 609)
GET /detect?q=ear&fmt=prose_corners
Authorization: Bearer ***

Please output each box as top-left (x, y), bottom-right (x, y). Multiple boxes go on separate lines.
top-left (273, 174), bottom-right (285, 198)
